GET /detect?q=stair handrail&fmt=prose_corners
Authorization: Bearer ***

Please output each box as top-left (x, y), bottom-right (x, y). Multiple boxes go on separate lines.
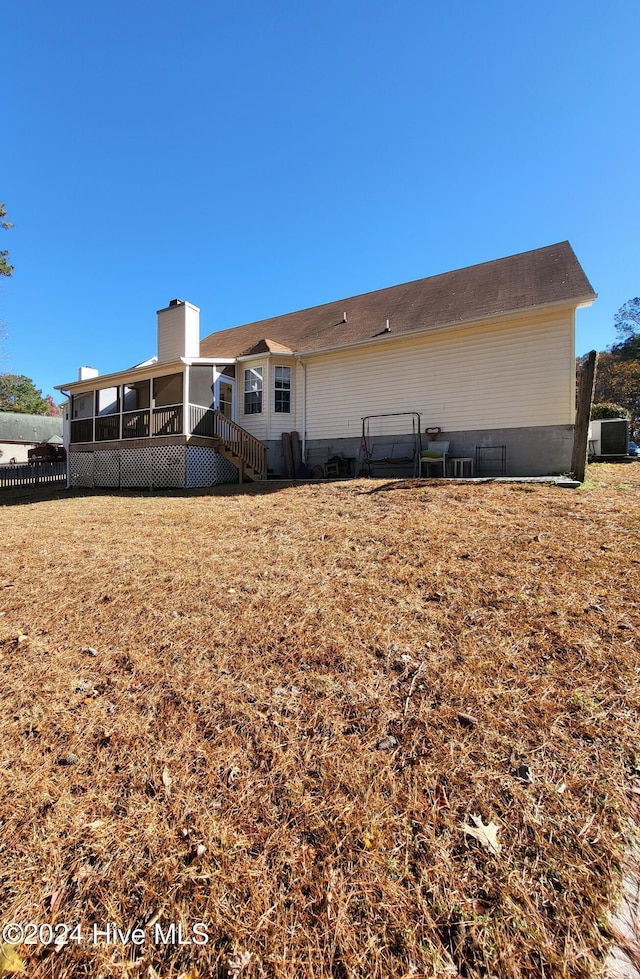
top-left (211, 409), bottom-right (267, 478)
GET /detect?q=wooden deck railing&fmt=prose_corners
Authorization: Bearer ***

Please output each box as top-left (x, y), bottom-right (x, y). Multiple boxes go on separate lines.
top-left (95, 415), bottom-right (120, 441)
top-left (189, 405), bottom-right (266, 478)
top-left (152, 404), bottom-right (183, 436)
top-left (70, 419), bottom-right (94, 443)
top-left (69, 403), bottom-right (266, 479)
top-left (189, 404), bottom-right (216, 438)
top-left (122, 409), bottom-right (150, 439)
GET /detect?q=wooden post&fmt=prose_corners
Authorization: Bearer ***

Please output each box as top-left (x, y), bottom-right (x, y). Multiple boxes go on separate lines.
top-left (282, 432), bottom-right (294, 478)
top-left (291, 431), bottom-right (302, 476)
top-left (571, 350), bottom-right (598, 482)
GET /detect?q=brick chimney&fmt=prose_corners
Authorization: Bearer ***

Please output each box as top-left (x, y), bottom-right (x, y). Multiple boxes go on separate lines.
top-left (157, 299), bottom-right (200, 363)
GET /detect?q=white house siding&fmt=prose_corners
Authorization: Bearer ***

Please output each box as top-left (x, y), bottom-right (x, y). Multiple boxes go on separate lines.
top-left (239, 358), bottom-right (305, 442)
top-left (237, 358), bottom-right (269, 442)
top-left (0, 442), bottom-right (36, 465)
top-left (302, 308), bottom-right (575, 440)
top-left (267, 360), bottom-right (303, 440)
top-left (157, 301), bottom-right (200, 363)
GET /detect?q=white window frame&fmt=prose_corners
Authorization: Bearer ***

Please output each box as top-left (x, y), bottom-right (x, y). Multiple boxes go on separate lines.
top-left (244, 367), bottom-right (263, 415)
top-left (274, 365), bottom-right (291, 413)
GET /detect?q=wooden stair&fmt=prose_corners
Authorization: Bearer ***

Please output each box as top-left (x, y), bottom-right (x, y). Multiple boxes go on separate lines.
top-left (209, 410), bottom-right (267, 482)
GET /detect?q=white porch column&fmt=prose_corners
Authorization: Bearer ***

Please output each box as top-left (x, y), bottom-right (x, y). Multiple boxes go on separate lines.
top-left (183, 367), bottom-right (190, 436)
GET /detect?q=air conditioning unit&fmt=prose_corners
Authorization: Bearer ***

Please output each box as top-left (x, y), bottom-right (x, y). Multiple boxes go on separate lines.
top-left (588, 418), bottom-right (629, 458)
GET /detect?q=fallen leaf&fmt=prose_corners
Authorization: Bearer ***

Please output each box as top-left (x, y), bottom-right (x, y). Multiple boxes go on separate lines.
top-left (162, 767), bottom-right (172, 797)
top-left (226, 950), bottom-right (252, 979)
top-left (177, 969), bottom-right (199, 979)
top-left (0, 943), bottom-right (26, 974)
top-left (463, 813), bottom-right (501, 855)
top-left (436, 783), bottom-right (450, 808)
top-left (513, 764), bottom-right (533, 784)
top-left (458, 712), bottom-right (478, 729)
top-left (376, 735), bottom-right (398, 751)
top-left (227, 766), bottom-right (241, 787)
top-left (48, 885), bottom-right (66, 912)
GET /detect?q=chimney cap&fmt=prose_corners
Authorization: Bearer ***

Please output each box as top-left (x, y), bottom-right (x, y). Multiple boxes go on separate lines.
top-left (169, 298), bottom-right (184, 307)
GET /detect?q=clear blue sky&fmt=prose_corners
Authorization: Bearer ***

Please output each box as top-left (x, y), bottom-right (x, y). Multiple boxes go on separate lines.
top-left (3, 0), bottom-right (639, 401)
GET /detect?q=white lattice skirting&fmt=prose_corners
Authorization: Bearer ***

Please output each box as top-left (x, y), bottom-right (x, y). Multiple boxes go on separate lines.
top-left (69, 446), bottom-right (238, 489)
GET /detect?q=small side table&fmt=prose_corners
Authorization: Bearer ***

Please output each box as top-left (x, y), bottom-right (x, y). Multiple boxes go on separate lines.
top-left (475, 445), bottom-right (507, 477)
top-left (449, 457), bottom-right (474, 478)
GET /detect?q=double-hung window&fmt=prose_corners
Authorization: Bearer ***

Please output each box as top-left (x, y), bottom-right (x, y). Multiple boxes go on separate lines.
top-left (244, 367), bottom-right (263, 414)
top-left (274, 366), bottom-right (291, 413)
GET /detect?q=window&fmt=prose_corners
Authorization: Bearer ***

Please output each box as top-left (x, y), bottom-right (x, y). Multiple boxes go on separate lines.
top-left (72, 394), bottom-right (93, 420)
top-left (244, 367), bottom-right (263, 414)
top-left (123, 380), bottom-right (150, 411)
top-left (153, 373), bottom-right (183, 408)
top-left (95, 386), bottom-right (120, 441)
top-left (274, 366), bottom-right (291, 413)
top-left (96, 386), bottom-right (120, 416)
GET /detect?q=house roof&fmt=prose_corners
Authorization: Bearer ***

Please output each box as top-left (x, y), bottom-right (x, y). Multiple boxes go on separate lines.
top-left (200, 241), bottom-right (596, 359)
top-left (242, 338), bottom-right (294, 356)
top-left (0, 412), bottom-right (63, 444)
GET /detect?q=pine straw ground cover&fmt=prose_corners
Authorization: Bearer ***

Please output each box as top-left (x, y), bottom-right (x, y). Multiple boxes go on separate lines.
top-left (0, 465), bottom-right (639, 979)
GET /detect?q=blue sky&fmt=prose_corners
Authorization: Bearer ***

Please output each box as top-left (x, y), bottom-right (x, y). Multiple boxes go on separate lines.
top-left (3, 0), bottom-right (639, 401)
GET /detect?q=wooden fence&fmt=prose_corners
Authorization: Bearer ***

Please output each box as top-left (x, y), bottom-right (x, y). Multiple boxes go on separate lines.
top-left (0, 462), bottom-right (67, 490)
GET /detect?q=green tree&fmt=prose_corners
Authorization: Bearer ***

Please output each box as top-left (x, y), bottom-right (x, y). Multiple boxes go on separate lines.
top-left (0, 374), bottom-right (58, 414)
top-left (581, 351), bottom-right (640, 441)
top-left (578, 296), bottom-right (640, 440)
top-left (590, 402), bottom-right (630, 420)
top-left (0, 202), bottom-right (13, 278)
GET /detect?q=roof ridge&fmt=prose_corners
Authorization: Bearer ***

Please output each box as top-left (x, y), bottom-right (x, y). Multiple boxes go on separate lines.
top-left (199, 242), bottom-right (595, 359)
top-left (215, 241), bottom-right (576, 332)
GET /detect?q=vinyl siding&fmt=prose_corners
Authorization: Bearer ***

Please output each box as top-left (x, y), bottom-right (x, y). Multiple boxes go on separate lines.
top-left (301, 309), bottom-right (575, 440)
top-left (267, 360), bottom-right (303, 439)
top-left (238, 359), bottom-right (269, 441)
top-left (237, 358), bottom-right (304, 441)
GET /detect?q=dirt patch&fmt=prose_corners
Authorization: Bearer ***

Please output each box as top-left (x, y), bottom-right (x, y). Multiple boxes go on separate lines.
top-left (1, 464), bottom-right (639, 977)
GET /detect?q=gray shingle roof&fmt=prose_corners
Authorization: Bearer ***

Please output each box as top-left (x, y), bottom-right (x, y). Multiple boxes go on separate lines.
top-left (0, 412), bottom-right (64, 443)
top-left (200, 241), bottom-right (596, 359)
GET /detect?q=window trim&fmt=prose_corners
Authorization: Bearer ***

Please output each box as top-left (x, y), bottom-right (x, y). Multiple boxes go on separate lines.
top-left (274, 365), bottom-right (291, 414)
top-left (244, 366), bottom-right (263, 415)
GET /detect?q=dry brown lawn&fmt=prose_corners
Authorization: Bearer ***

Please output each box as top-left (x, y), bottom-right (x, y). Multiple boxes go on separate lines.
top-left (1, 464), bottom-right (639, 979)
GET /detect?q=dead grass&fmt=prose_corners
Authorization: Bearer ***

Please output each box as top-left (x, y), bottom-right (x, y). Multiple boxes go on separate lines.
top-left (0, 463), bottom-right (639, 978)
